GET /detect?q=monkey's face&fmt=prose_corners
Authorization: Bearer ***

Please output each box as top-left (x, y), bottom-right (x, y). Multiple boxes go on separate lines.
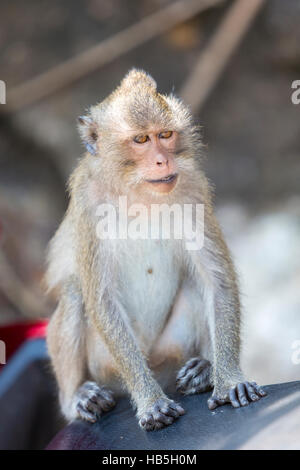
top-left (78, 69), bottom-right (202, 197)
top-left (126, 129), bottom-right (179, 195)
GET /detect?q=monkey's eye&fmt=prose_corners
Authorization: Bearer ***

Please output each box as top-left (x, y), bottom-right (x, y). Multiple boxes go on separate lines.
top-left (133, 135), bottom-right (149, 144)
top-left (159, 131), bottom-right (173, 139)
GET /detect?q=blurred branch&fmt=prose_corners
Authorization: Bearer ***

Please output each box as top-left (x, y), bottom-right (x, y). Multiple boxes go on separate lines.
top-left (180, 0), bottom-right (266, 113)
top-left (4, 0), bottom-right (225, 113)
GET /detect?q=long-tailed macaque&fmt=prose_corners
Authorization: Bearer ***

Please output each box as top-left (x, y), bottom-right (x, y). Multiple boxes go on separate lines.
top-left (46, 69), bottom-right (266, 431)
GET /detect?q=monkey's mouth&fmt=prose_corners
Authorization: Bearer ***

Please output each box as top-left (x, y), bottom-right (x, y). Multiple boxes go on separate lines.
top-left (146, 173), bottom-right (178, 184)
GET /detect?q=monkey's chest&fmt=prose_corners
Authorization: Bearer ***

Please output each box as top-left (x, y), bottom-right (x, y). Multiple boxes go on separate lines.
top-left (116, 239), bottom-right (181, 347)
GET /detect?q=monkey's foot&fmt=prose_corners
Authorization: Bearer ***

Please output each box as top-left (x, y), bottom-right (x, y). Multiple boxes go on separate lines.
top-left (138, 398), bottom-right (185, 431)
top-left (75, 381), bottom-right (116, 423)
top-left (208, 381), bottom-right (267, 410)
top-left (176, 358), bottom-right (213, 395)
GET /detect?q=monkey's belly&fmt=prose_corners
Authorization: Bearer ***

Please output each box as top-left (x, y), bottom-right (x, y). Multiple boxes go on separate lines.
top-left (117, 239), bottom-right (181, 352)
top-left (149, 280), bottom-right (212, 375)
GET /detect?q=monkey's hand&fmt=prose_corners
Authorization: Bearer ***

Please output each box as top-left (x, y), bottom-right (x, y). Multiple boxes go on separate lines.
top-left (208, 381), bottom-right (267, 410)
top-left (75, 381), bottom-right (116, 423)
top-left (138, 397), bottom-right (185, 431)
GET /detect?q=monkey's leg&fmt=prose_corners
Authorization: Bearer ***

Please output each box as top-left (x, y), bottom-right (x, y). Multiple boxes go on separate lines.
top-left (176, 358), bottom-right (213, 395)
top-left (47, 281), bottom-right (115, 423)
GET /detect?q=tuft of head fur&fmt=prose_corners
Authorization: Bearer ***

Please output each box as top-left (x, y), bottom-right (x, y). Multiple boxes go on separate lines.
top-left (79, 68), bottom-right (198, 141)
top-left (119, 68), bottom-right (157, 91)
top-left (99, 68), bottom-right (173, 132)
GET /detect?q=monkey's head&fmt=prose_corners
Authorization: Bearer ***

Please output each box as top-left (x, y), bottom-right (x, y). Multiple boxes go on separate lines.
top-left (78, 69), bottom-right (202, 197)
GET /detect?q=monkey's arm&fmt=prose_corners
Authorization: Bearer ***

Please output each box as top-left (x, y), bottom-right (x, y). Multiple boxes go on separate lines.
top-left (93, 294), bottom-right (163, 402)
top-left (190, 213), bottom-right (266, 409)
top-left (47, 277), bottom-right (116, 423)
top-left (47, 279), bottom-right (88, 421)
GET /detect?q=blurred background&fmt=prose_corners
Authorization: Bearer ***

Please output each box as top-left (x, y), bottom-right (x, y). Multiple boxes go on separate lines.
top-left (0, 0), bottom-right (299, 449)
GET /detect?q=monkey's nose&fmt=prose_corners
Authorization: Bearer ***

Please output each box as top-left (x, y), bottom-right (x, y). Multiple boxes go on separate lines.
top-left (156, 154), bottom-right (168, 166)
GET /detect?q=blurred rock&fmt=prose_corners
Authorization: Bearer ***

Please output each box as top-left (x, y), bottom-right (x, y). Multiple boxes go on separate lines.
top-left (217, 197), bottom-right (300, 384)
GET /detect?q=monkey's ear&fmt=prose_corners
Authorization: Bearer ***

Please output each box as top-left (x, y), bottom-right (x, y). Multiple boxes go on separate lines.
top-left (77, 115), bottom-right (98, 155)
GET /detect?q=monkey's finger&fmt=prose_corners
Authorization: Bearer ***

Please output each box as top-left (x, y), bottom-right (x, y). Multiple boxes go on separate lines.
top-left (169, 402), bottom-right (185, 416)
top-left (176, 369), bottom-right (192, 383)
top-left (244, 382), bottom-right (260, 402)
top-left (139, 412), bottom-right (154, 429)
top-left (176, 376), bottom-right (193, 393)
top-left (229, 387), bottom-right (241, 408)
top-left (87, 387), bottom-right (115, 411)
top-left (178, 369), bottom-right (197, 385)
top-left (237, 383), bottom-right (249, 407)
top-left (143, 421), bottom-right (156, 431)
top-left (251, 382), bottom-right (267, 397)
top-left (176, 370), bottom-right (193, 387)
top-left (154, 398), bottom-right (185, 417)
top-left (140, 414), bottom-right (165, 431)
top-left (99, 398), bottom-right (116, 412)
top-left (153, 409), bottom-right (174, 426)
top-left (152, 421), bottom-right (165, 430)
top-left (85, 398), bottom-right (104, 416)
top-left (176, 363), bottom-right (198, 383)
top-left (176, 378), bottom-right (187, 390)
top-left (160, 407), bottom-right (178, 418)
top-left (153, 402), bottom-right (176, 424)
top-left (88, 396), bottom-right (113, 413)
top-left (182, 357), bottom-right (199, 372)
top-left (96, 392), bottom-right (116, 411)
top-left (176, 367), bottom-right (197, 393)
top-left (97, 388), bottom-right (115, 402)
top-left (207, 397), bottom-right (226, 410)
top-left (160, 405), bottom-right (182, 418)
top-left (177, 358), bottom-right (208, 381)
top-left (76, 402), bottom-right (98, 423)
top-left (189, 370), bottom-right (211, 390)
top-left (207, 397), bottom-right (216, 410)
